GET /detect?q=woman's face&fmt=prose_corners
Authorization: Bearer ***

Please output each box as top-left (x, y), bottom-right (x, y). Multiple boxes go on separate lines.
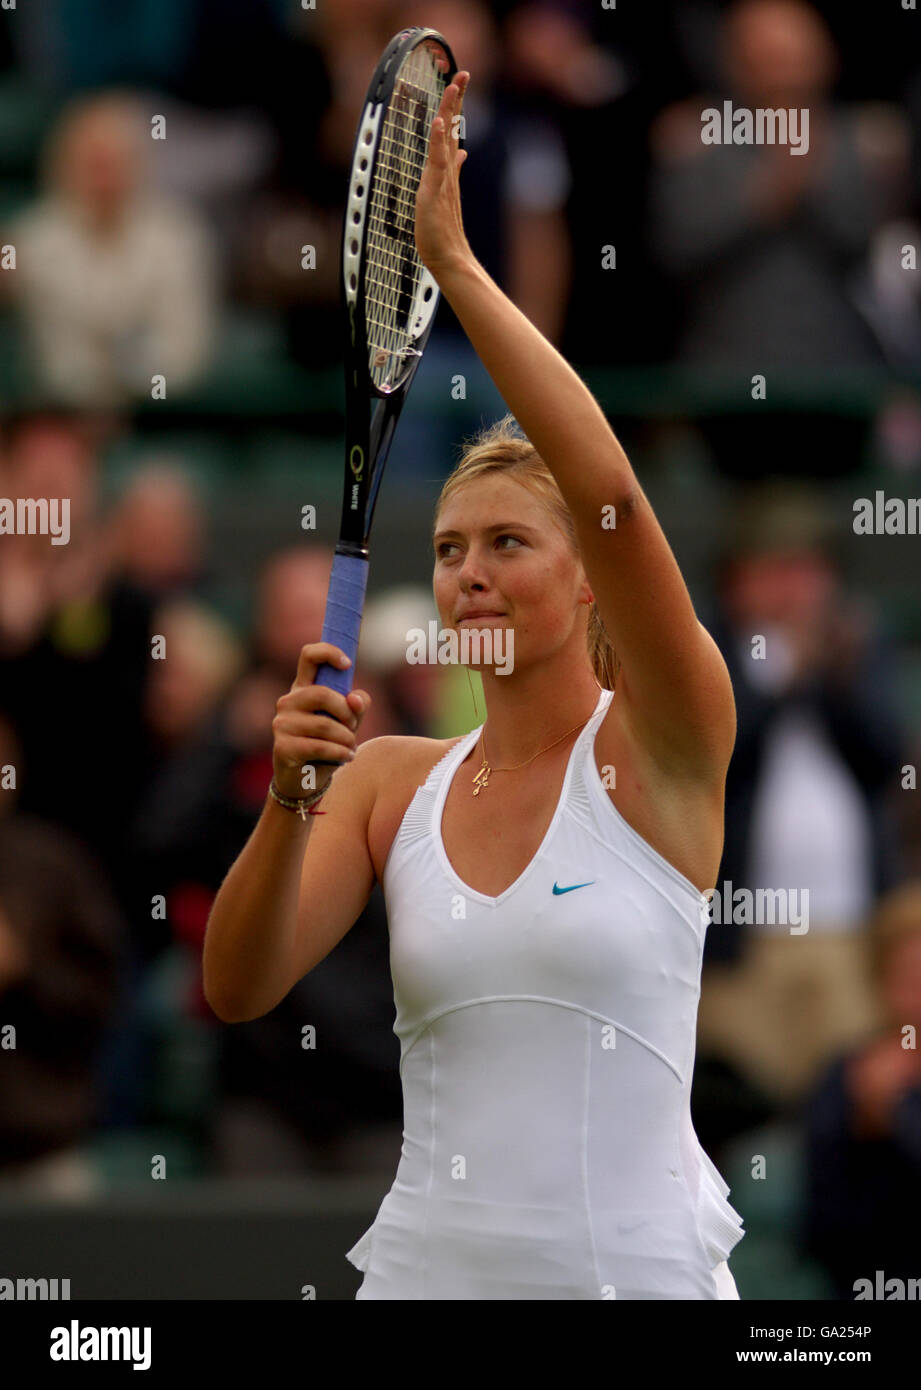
top-left (432, 474), bottom-right (591, 673)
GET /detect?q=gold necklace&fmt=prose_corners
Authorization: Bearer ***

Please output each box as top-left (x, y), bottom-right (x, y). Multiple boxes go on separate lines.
top-left (471, 690), bottom-right (601, 798)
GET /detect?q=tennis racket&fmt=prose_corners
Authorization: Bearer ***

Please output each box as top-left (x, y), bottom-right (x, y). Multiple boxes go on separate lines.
top-left (310, 26), bottom-right (458, 763)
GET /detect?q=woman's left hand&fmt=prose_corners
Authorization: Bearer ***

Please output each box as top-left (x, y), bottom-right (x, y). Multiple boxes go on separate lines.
top-left (415, 70), bottom-right (475, 278)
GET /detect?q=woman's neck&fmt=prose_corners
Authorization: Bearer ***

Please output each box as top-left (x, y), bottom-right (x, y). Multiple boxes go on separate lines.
top-left (476, 664), bottom-right (603, 769)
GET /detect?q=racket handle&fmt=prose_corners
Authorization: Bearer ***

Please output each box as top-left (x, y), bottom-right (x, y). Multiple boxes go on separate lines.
top-left (314, 548), bottom-right (369, 699)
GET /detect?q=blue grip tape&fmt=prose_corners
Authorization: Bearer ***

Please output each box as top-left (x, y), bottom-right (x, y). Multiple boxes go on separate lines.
top-left (315, 552), bottom-right (369, 700)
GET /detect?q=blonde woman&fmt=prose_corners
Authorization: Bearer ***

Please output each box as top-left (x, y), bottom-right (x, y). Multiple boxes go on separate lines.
top-left (204, 71), bottom-right (744, 1298)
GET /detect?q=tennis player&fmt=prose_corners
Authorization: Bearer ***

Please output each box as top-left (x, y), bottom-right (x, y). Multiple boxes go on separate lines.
top-left (204, 70), bottom-right (744, 1298)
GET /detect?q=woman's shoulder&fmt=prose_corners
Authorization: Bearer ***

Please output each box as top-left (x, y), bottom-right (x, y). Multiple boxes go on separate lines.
top-left (358, 731), bottom-right (469, 775)
top-left (357, 731), bottom-right (474, 811)
top-left (359, 733), bottom-right (473, 878)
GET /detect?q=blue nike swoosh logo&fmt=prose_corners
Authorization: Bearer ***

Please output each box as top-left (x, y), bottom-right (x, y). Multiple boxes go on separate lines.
top-left (552, 881), bottom-right (595, 894)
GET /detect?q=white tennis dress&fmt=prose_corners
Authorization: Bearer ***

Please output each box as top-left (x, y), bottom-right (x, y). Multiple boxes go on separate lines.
top-left (347, 686), bottom-right (745, 1298)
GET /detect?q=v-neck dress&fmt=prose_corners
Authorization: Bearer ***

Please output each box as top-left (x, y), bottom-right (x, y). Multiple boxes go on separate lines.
top-left (346, 687), bottom-right (744, 1298)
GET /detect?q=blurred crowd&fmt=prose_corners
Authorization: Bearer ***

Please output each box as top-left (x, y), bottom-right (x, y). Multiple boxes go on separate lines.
top-left (0, 0), bottom-right (920, 1299)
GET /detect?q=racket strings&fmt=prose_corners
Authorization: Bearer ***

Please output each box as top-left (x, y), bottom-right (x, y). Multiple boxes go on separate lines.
top-left (364, 43), bottom-right (444, 389)
top-left (366, 81), bottom-right (433, 351)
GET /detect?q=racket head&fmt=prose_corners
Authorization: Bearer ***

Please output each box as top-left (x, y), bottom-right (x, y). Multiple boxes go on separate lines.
top-left (342, 28), bottom-right (458, 402)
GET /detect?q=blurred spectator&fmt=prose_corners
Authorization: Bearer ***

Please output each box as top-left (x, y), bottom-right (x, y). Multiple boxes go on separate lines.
top-left (0, 90), bottom-right (217, 408)
top-left (697, 482), bottom-right (904, 1103)
top-left (109, 460), bottom-right (209, 600)
top-left (251, 545), bottom-right (336, 686)
top-left (801, 882), bottom-right (921, 1298)
top-left (0, 411), bottom-right (157, 923)
top-left (648, 0), bottom-right (908, 477)
top-left (145, 596), bottom-right (245, 753)
top-left (0, 411), bottom-right (105, 654)
top-left (649, 0), bottom-right (895, 369)
top-left (501, 0), bottom-right (626, 112)
top-left (0, 711), bottom-right (122, 1194)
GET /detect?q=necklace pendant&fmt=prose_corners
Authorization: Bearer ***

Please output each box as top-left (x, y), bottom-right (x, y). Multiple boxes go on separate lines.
top-left (472, 761), bottom-right (490, 796)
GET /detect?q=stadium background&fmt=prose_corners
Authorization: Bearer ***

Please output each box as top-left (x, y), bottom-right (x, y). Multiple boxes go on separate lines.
top-left (1, 0), bottom-right (920, 1299)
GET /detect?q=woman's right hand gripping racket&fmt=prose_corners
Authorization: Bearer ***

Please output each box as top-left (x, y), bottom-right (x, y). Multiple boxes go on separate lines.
top-left (308, 27), bottom-right (459, 769)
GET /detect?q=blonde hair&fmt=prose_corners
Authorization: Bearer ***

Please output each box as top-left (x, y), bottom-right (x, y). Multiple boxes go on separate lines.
top-left (433, 414), bottom-right (620, 689)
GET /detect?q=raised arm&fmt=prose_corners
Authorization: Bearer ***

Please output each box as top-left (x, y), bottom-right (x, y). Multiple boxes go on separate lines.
top-left (416, 73), bottom-right (735, 780)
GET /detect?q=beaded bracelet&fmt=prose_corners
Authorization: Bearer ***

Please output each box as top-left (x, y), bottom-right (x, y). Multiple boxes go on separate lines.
top-left (268, 776), bottom-right (330, 820)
